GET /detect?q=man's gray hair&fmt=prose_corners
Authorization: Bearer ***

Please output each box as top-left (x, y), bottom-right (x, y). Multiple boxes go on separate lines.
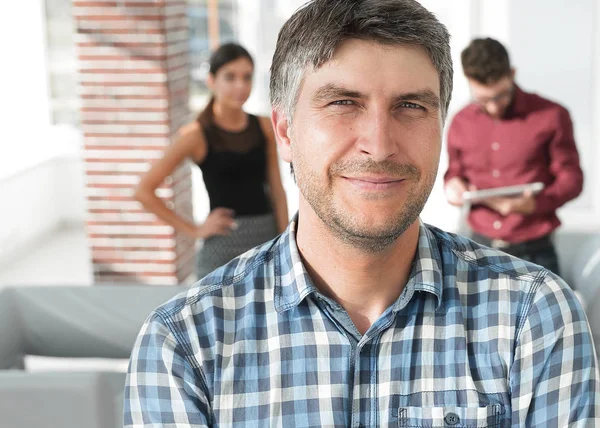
top-left (270, 0), bottom-right (453, 122)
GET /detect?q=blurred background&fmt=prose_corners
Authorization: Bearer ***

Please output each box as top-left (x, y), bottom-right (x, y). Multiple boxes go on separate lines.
top-left (0, 0), bottom-right (598, 287)
top-left (0, 1), bottom-right (598, 427)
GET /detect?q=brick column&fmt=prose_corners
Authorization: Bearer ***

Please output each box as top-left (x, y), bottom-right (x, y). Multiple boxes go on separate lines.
top-left (74, 0), bottom-right (195, 285)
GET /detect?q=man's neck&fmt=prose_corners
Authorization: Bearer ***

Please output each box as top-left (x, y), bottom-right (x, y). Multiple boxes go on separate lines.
top-left (296, 209), bottom-right (420, 335)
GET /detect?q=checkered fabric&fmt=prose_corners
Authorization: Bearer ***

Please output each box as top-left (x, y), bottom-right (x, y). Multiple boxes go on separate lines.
top-left (124, 217), bottom-right (599, 427)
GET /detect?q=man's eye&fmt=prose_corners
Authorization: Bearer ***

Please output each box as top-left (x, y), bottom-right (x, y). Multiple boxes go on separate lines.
top-left (399, 102), bottom-right (424, 110)
top-left (331, 100), bottom-right (354, 106)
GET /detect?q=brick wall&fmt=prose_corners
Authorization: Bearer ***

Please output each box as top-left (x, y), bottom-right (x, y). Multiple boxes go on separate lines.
top-left (74, 0), bottom-right (195, 285)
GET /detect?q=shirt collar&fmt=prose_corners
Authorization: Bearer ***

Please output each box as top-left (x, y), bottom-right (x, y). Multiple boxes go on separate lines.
top-left (505, 84), bottom-right (528, 118)
top-left (274, 215), bottom-right (444, 313)
top-left (473, 83), bottom-right (528, 119)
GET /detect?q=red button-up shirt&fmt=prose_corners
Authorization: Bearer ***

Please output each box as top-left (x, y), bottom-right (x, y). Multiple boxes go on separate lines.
top-left (444, 85), bottom-right (583, 243)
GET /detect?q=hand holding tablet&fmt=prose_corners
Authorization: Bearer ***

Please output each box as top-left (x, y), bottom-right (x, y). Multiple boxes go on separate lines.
top-left (462, 182), bottom-right (544, 203)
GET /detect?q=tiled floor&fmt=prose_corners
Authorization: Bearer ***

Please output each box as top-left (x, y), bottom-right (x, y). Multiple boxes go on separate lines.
top-left (0, 223), bottom-right (93, 288)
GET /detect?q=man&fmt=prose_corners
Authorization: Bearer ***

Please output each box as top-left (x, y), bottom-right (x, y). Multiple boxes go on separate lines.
top-left (124, 1), bottom-right (598, 427)
top-left (445, 38), bottom-right (583, 275)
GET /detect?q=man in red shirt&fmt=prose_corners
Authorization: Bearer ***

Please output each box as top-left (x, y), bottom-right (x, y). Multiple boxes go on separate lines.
top-left (444, 38), bottom-right (583, 275)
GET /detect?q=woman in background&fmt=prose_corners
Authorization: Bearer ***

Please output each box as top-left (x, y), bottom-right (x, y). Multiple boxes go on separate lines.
top-left (135, 43), bottom-right (288, 279)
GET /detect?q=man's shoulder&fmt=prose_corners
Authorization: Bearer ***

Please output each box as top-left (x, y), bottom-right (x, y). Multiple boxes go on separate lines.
top-left (425, 224), bottom-right (582, 321)
top-left (131, 237), bottom-right (283, 369)
top-left (522, 89), bottom-right (570, 116)
top-left (154, 238), bottom-right (281, 324)
top-left (425, 224), bottom-right (570, 291)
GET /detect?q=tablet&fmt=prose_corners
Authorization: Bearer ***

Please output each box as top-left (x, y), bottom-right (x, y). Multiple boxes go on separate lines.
top-left (462, 182), bottom-right (544, 202)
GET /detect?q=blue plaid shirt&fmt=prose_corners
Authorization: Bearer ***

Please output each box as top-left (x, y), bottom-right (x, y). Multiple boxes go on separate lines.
top-left (124, 219), bottom-right (599, 427)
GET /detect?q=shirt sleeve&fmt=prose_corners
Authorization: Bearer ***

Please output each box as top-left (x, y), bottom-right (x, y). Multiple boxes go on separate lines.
top-left (124, 312), bottom-right (212, 427)
top-left (510, 275), bottom-right (599, 426)
top-left (443, 117), bottom-right (466, 183)
top-left (535, 107), bottom-right (584, 214)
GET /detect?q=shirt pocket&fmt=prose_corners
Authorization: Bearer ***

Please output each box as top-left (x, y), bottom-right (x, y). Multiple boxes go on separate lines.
top-left (396, 404), bottom-right (505, 427)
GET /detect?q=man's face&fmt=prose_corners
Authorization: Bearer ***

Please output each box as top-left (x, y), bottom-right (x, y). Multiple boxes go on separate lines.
top-left (468, 74), bottom-right (515, 119)
top-left (274, 39), bottom-right (443, 252)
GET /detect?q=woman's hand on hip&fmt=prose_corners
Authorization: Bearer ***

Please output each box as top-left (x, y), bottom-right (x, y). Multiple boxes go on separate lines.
top-left (192, 208), bottom-right (237, 239)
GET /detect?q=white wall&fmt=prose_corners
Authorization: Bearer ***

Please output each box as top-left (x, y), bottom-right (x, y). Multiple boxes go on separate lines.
top-left (56, 151), bottom-right (87, 224)
top-left (0, 0), bottom-right (54, 180)
top-left (0, 162), bottom-right (59, 264)
top-left (0, 150), bottom-right (85, 265)
top-left (0, 0), bottom-right (88, 266)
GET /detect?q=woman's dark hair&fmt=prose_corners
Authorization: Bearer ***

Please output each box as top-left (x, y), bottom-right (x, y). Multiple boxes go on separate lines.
top-left (461, 38), bottom-right (511, 84)
top-left (198, 43), bottom-right (254, 125)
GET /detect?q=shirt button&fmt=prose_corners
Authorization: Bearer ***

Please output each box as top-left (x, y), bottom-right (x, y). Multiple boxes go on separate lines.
top-left (444, 412), bottom-right (460, 425)
top-left (492, 169), bottom-right (500, 178)
top-left (493, 220), bottom-right (502, 230)
top-left (491, 142), bottom-right (500, 151)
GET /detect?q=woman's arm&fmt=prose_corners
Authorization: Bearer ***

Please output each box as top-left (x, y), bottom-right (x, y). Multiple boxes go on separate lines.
top-left (260, 116), bottom-right (289, 233)
top-left (134, 122), bottom-right (207, 238)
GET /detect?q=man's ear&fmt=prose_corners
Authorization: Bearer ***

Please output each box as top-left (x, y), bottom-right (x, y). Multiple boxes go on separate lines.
top-left (271, 108), bottom-right (292, 163)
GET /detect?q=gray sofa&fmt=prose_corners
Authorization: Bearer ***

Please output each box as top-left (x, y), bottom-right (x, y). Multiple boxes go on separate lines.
top-left (0, 285), bottom-right (184, 428)
top-left (555, 230), bottom-right (600, 349)
top-left (555, 231), bottom-right (600, 294)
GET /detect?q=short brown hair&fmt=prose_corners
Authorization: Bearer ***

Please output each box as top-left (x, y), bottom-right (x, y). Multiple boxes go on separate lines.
top-left (461, 38), bottom-right (511, 84)
top-left (270, 0), bottom-right (453, 122)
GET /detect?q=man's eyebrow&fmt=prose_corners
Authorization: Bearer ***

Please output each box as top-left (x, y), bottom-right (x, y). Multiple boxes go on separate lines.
top-left (312, 84), bottom-right (367, 102)
top-left (395, 90), bottom-right (440, 109)
top-left (312, 85), bottom-right (440, 109)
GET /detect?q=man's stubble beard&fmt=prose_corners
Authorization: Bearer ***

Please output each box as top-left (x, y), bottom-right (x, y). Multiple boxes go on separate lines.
top-left (293, 145), bottom-right (437, 253)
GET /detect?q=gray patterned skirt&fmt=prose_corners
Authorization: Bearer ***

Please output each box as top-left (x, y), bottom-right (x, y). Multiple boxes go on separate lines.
top-left (195, 213), bottom-right (278, 279)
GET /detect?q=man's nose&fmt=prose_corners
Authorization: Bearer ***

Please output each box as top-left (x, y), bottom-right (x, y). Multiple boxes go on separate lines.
top-left (357, 108), bottom-right (397, 161)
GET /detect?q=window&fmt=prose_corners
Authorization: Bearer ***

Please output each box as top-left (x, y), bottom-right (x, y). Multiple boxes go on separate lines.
top-left (187, 0), bottom-right (237, 109)
top-left (44, 0), bottom-right (80, 127)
